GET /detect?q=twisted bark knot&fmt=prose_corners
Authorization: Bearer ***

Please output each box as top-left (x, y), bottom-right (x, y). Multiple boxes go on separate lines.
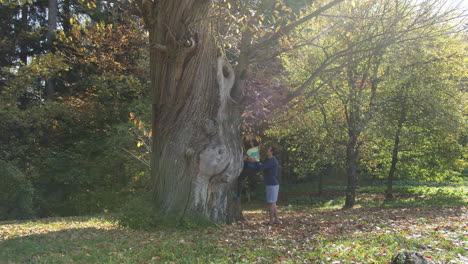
top-left (197, 144), bottom-right (230, 178)
top-left (209, 164), bottom-right (230, 184)
top-left (185, 147), bottom-right (195, 157)
top-left (216, 56), bottom-right (235, 100)
top-left (202, 119), bottom-right (218, 136)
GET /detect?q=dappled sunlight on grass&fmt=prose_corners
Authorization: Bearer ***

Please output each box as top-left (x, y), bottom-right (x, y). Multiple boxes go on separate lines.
top-left (0, 216), bottom-right (118, 240)
top-left (1, 185), bottom-right (467, 263)
top-left (227, 206), bottom-right (467, 263)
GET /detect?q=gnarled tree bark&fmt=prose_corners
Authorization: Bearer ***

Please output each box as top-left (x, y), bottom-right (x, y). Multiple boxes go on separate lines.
top-left (146, 0), bottom-right (243, 223)
top-left (138, 0), bottom-right (346, 223)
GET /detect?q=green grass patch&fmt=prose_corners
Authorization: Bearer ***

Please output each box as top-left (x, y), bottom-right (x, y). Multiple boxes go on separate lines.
top-left (277, 180), bottom-right (468, 208)
top-left (1, 181), bottom-right (467, 263)
top-left (1, 205), bottom-right (466, 263)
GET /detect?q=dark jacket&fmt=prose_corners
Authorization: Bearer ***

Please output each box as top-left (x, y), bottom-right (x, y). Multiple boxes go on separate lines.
top-left (254, 157), bottom-right (279, 186)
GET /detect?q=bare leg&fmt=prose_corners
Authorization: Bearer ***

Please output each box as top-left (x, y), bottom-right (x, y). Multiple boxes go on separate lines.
top-left (275, 204), bottom-right (279, 223)
top-left (267, 203), bottom-right (275, 224)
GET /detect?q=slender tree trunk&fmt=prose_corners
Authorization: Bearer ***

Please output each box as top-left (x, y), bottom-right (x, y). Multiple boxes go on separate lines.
top-left (19, 5), bottom-right (29, 65)
top-left (61, 0), bottom-right (71, 34)
top-left (283, 146), bottom-right (290, 184)
top-left (45, 0), bottom-right (58, 101)
top-left (318, 168), bottom-right (324, 197)
top-left (344, 131), bottom-right (359, 208)
top-left (47, 0), bottom-right (57, 51)
top-left (372, 170), bottom-right (377, 181)
top-left (385, 114), bottom-right (405, 201)
top-left (148, 0), bottom-right (243, 223)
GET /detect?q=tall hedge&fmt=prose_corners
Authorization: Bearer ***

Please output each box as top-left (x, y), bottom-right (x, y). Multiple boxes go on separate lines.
top-left (0, 160), bottom-right (35, 220)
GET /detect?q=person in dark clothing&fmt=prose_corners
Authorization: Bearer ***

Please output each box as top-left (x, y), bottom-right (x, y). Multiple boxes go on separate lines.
top-left (248, 146), bottom-right (280, 225)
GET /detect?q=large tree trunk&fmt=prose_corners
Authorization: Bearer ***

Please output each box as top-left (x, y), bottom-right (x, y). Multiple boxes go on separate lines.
top-left (148, 0), bottom-right (243, 223)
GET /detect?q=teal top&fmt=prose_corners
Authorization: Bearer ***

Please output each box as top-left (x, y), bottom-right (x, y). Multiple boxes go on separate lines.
top-left (246, 147), bottom-right (260, 162)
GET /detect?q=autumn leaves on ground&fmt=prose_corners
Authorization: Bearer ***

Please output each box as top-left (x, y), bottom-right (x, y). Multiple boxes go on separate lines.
top-left (1, 185), bottom-right (467, 264)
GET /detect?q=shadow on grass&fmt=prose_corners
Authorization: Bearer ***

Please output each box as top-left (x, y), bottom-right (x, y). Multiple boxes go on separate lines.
top-left (1, 202), bottom-right (466, 264)
top-left (0, 227), bottom-right (145, 263)
top-left (0, 215), bottom-right (231, 264)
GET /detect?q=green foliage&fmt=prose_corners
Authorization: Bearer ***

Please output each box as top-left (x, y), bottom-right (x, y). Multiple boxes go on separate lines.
top-left (0, 1), bottom-right (150, 220)
top-left (31, 131), bottom-right (149, 217)
top-left (404, 186), bottom-right (468, 206)
top-left (0, 160), bottom-right (34, 220)
top-left (272, 0), bottom-right (467, 189)
top-left (0, 0), bottom-right (47, 69)
top-left (265, 105), bottom-right (347, 183)
top-left (0, 92), bottom-right (150, 218)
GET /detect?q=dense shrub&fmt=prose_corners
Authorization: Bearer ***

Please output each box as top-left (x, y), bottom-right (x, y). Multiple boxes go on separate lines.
top-left (0, 160), bottom-right (35, 220)
top-left (32, 135), bottom-right (149, 217)
top-left (117, 193), bottom-right (159, 230)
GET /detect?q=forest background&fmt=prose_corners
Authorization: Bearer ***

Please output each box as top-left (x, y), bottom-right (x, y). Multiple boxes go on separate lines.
top-left (0, 0), bottom-right (467, 223)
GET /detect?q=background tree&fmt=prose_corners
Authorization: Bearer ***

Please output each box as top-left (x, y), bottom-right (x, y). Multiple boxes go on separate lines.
top-left (45, 0), bottom-right (58, 101)
top-left (281, 0), bottom-right (466, 207)
top-left (0, 0), bottom-right (46, 86)
top-left (374, 33), bottom-right (467, 200)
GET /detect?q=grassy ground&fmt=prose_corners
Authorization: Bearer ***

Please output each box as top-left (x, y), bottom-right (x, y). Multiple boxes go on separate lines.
top-left (1, 183), bottom-right (467, 264)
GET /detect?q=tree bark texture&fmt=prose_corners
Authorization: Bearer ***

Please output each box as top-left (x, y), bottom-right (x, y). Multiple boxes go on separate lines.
top-left (46, 0), bottom-right (58, 101)
top-left (148, 0), bottom-right (243, 223)
top-left (386, 114), bottom-right (405, 201)
top-left (61, 0), bottom-right (71, 34)
top-left (47, 0), bottom-right (57, 47)
top-left (344, 130), bottom-right (359, 209)
top-left (20, 5), bottom-right (29, 65)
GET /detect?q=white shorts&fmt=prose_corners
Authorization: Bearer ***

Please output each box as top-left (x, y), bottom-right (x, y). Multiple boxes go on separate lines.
top-left (266, 185), bottom-right (279, 203)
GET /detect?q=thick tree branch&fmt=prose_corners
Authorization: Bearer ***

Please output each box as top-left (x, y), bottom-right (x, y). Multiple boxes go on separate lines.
top-left (250, 0), bottom-right (345, 54)
top-left (150, 42), bottom-right (170, 52)
top-left (233, 0), bottom-right (345, 102)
